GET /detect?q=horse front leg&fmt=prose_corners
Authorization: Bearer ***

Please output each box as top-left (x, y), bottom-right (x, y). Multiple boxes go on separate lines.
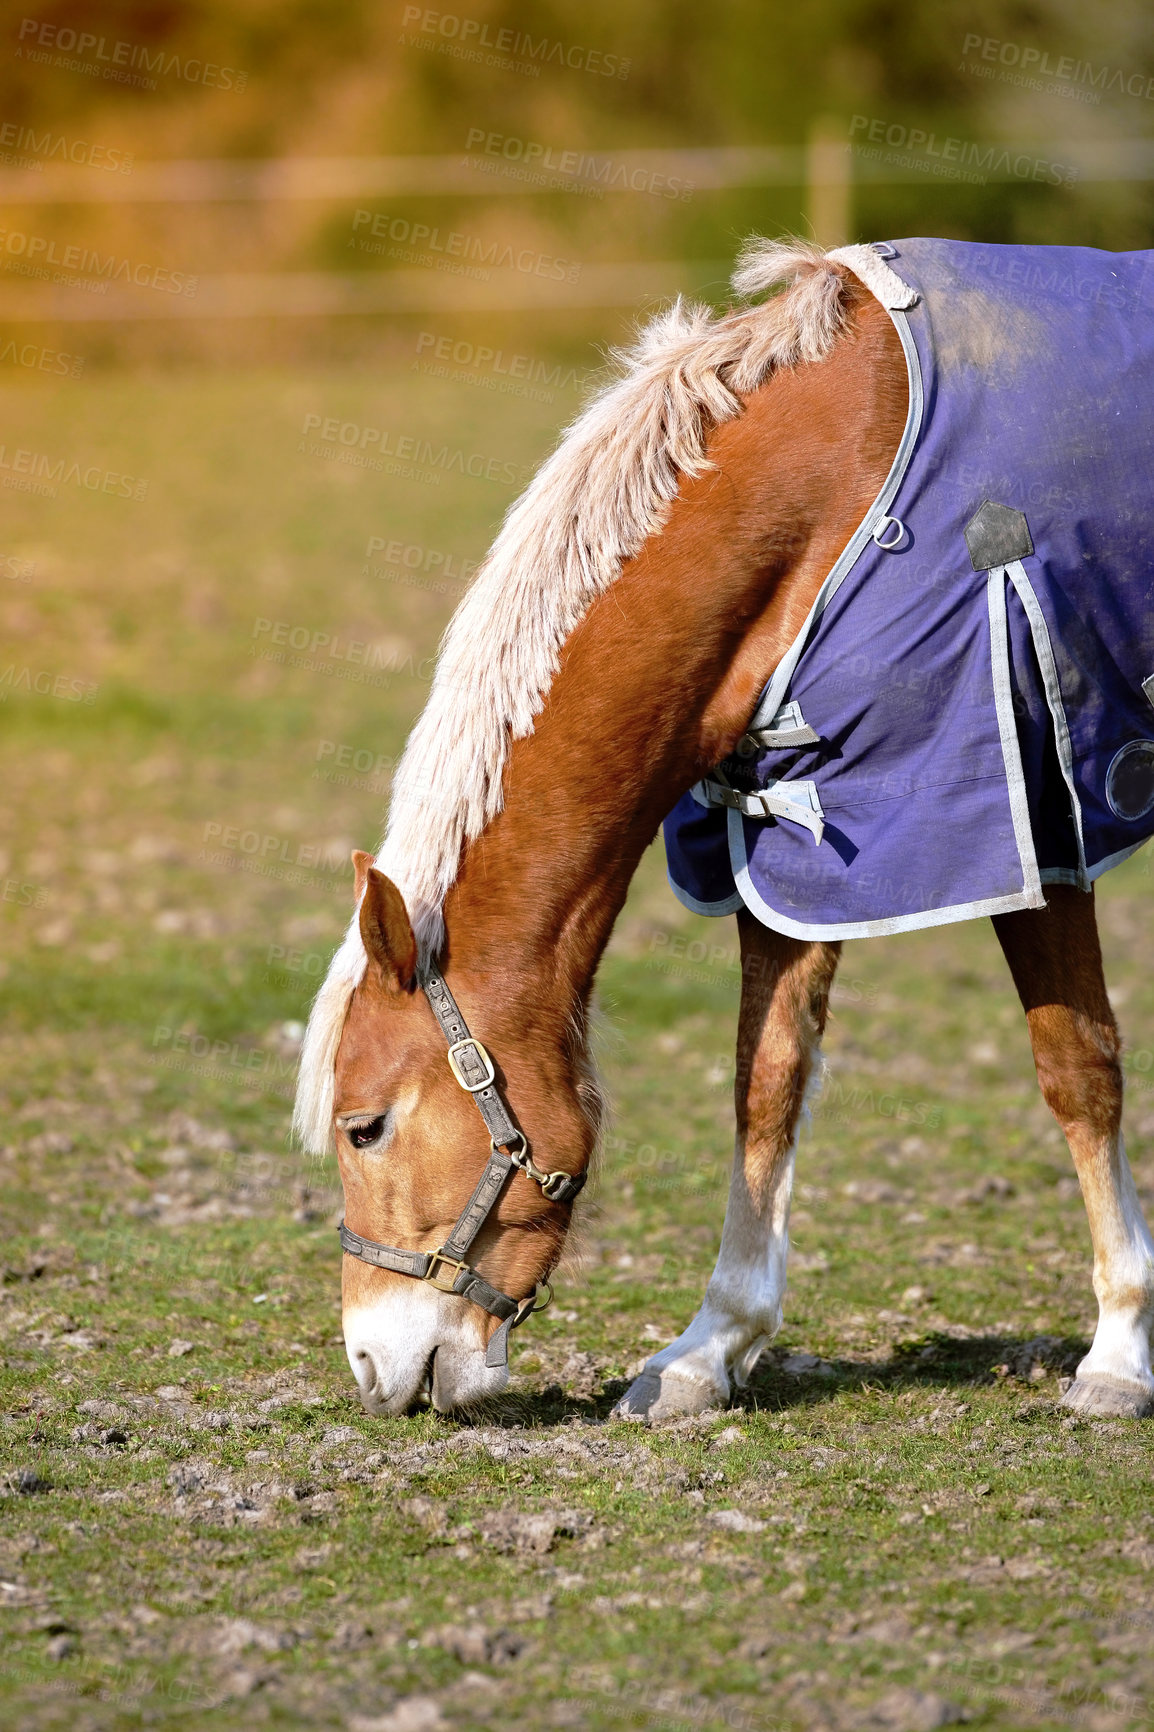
top-left (614, 914), bottom-right (841, 1421)
top-left (994, 886), bottom-right (1154, 1417)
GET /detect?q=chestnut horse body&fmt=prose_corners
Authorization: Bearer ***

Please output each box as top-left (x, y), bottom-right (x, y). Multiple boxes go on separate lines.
top-left (295, 240), bottom-right (1154, 1420)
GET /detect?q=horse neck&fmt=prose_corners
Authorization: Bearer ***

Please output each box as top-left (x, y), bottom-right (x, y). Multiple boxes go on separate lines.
top-left (443, 301), bottom-right (906, 1029)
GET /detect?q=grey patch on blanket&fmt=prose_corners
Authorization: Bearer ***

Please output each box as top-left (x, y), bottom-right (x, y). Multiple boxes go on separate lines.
top-left (964, 501), bottom-right (1034, 572)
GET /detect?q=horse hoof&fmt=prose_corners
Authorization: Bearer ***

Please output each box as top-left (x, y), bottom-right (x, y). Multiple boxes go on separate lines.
top-left (612, 1369), bottom-right (727, 1424)
top-left (1060, 1375), bottom-right (1154, 1419)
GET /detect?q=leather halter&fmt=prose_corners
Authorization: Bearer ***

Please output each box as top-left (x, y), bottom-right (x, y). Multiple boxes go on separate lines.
top-left (337, 959), bottom-right (587, 1368)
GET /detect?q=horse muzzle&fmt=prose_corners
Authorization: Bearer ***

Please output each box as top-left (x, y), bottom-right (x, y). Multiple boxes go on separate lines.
top-left (343, 1283), bottom-right (508, 1415)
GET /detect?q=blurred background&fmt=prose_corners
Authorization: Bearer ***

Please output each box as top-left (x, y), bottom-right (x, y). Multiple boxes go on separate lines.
top-left (2, 0), bottom-right (1153, 372)
top-left (3, 0), bottom-right (1154, 1285)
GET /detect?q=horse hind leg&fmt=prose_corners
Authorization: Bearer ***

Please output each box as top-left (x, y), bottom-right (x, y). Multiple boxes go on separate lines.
top-left (614, 916), bottom-right (840, 1422)
top-left (994, 887), bottom-right (1154, 1418)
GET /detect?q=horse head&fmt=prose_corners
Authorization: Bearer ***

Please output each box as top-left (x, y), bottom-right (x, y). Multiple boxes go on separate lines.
top-left (330, 851), bottom-right (596, 1414)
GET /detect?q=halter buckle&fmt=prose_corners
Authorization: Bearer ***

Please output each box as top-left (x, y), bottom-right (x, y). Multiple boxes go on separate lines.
top-left (423, 1250), bottom-right (468, 1292)
top-left (446, 1037), bottom-right (496, 1093)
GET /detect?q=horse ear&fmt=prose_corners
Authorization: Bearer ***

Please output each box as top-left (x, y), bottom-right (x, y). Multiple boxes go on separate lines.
top-left (357, 861), bottom-right (417, 992)
top-left (351, 849), bottom-right (374, 903)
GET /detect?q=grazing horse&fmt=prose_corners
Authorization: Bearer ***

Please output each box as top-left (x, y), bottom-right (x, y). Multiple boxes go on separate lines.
top-left (294, 236), bottom-right (1154, 1421)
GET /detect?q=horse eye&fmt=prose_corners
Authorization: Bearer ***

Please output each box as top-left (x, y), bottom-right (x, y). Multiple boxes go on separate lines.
top-left (346, 1115), bottom-right (388, 1150)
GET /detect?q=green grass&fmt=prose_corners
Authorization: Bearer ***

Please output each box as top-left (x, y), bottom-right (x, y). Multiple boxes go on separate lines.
top-left (3, 367), bottom-right (1154, 1730)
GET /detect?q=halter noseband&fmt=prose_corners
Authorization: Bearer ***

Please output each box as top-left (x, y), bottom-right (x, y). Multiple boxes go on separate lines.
top-left (337, 959), bottom-right (587, 1368)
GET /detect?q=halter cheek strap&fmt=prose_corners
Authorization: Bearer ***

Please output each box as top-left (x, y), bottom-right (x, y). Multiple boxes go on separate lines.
top-left (337, 959), bottom-right (586, 1368)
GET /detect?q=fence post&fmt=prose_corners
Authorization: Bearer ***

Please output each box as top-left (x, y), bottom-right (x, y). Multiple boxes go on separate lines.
top-left (806, 115), bottom-right (851, 246)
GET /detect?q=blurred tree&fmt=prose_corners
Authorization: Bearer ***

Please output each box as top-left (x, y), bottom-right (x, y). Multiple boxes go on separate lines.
top-left (1, 0), bottom-right (1152, 365)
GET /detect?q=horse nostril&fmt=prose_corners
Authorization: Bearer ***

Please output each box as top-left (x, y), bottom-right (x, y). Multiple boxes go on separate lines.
top-left (351, 1348), bottom-right (377, 1395)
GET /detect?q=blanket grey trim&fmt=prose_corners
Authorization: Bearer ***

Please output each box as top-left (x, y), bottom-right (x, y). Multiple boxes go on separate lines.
top-left (729, 797), bottom-right (1043, 939)
top-left (665, 872), bottom-right (744, 919)
top-left (1081, 841), bottom-right (1150, 886)
top-left (986, 566), bottom-right (1045, 909)
top-left (712, 297), bottom-right (944, 939)
top-left (744, 302), bottom-right (924, 739)
top-left (725, 556), bottom-right (1051, 942)
top-left (1003, 557), bottom-right (1089, 890)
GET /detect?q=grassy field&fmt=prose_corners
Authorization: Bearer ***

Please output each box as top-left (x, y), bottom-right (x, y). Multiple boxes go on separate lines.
top-left (3, 363), bottom-right (1154, 1732)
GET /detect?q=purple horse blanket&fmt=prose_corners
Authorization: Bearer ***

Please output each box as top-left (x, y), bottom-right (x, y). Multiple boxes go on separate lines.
top-left (665, 237), bottom-right (1154, 937)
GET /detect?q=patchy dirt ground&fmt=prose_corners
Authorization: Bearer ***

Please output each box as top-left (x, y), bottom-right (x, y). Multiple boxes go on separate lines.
top-left (5, 938), bottom-right (1154, 1732)
top-left (4, 371), bottom-right (1154, 1731)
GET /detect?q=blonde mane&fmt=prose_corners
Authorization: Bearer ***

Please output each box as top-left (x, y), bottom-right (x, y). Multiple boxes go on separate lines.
top-left (293, 239), bottom-right (912, 1154)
